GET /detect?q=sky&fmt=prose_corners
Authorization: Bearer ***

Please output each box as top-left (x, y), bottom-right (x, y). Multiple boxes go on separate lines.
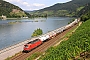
top-left (4, 0), bottom-right (72, 11)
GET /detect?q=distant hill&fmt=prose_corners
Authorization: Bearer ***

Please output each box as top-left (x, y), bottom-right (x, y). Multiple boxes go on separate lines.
top-left (25, 10), bottom-right (34, 14)
top-left (0, 0), bottom-right (28, 18)
top-left (32, 0), bottom-right (90, 17)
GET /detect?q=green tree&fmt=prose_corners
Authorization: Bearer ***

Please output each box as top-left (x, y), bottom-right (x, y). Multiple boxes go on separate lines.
top-left (31, 28), bottom-right (43, 37)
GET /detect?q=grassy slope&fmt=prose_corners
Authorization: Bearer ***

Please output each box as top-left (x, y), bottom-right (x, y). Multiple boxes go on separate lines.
top-left (39, 20), bottom-right (90, 60)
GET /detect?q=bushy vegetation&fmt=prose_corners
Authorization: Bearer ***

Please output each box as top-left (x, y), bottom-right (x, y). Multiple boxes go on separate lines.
top-left (80, 4), bottom-right (90, 21)
top-left (31, 28), bottom-right (43, 37)
top-left (39, 20), bottom-right (90, 60)
top-left (76, 3), bottom-right (90, 22)
top-left (81, 12), bottom-right (90, 22)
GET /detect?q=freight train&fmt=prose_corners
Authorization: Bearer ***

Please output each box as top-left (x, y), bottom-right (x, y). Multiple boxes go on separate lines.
top-left (23, 19), bottom-right (79, 52)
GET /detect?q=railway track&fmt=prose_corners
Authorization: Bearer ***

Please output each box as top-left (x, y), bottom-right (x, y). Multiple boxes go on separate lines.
top-left (10, 24), bottom-right (78, 60)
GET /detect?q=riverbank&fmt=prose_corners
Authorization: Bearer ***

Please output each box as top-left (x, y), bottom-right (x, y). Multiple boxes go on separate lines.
top-left (1, 18), bottom-right (29, 20)
top-left (6, 18), bottom-right (21, 20)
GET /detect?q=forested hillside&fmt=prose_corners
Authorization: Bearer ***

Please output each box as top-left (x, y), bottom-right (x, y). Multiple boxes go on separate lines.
top-left (31, 0), bottom-right (90, 17)
top-left (0, 0), bottom-right (28, 18)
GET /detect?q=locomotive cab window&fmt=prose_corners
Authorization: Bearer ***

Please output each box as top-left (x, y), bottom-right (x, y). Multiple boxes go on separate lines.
top-left (27, 39), bottom-right (39, 44)
top-left (24, 45), bottom-right (28, 48)
top-left (27, 41), bottom-right (34, 44)
top-left (33, 39), bottom-right (39, 43)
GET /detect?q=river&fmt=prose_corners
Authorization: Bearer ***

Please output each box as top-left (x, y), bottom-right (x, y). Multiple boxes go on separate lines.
top-left (0, 17), bottom-right (73, 50)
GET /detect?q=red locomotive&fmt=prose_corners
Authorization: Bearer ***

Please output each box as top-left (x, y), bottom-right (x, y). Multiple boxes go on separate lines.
top-left (23, 39), bottom-right (42, 52)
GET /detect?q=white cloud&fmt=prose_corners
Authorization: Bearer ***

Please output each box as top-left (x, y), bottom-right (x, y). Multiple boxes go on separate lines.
top-left (33, 3), bottom-right (45, 7)
top-left (4, 0), bottom-right (46, 11)
top-left (22, 2), bottom-right (31, 7)
top-left (4, 0), bottom-right (21, 3)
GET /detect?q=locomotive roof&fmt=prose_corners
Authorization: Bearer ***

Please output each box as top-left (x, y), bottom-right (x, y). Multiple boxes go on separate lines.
top-left (27, 39), bottom-right (39, 44)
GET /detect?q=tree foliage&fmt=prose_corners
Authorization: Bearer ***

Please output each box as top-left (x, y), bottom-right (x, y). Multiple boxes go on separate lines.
top-left (31, 28), bottom-right (43, 37)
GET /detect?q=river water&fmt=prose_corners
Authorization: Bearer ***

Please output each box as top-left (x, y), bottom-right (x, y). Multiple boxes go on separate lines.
top-left (0, 17), bottom-right (73, 50)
